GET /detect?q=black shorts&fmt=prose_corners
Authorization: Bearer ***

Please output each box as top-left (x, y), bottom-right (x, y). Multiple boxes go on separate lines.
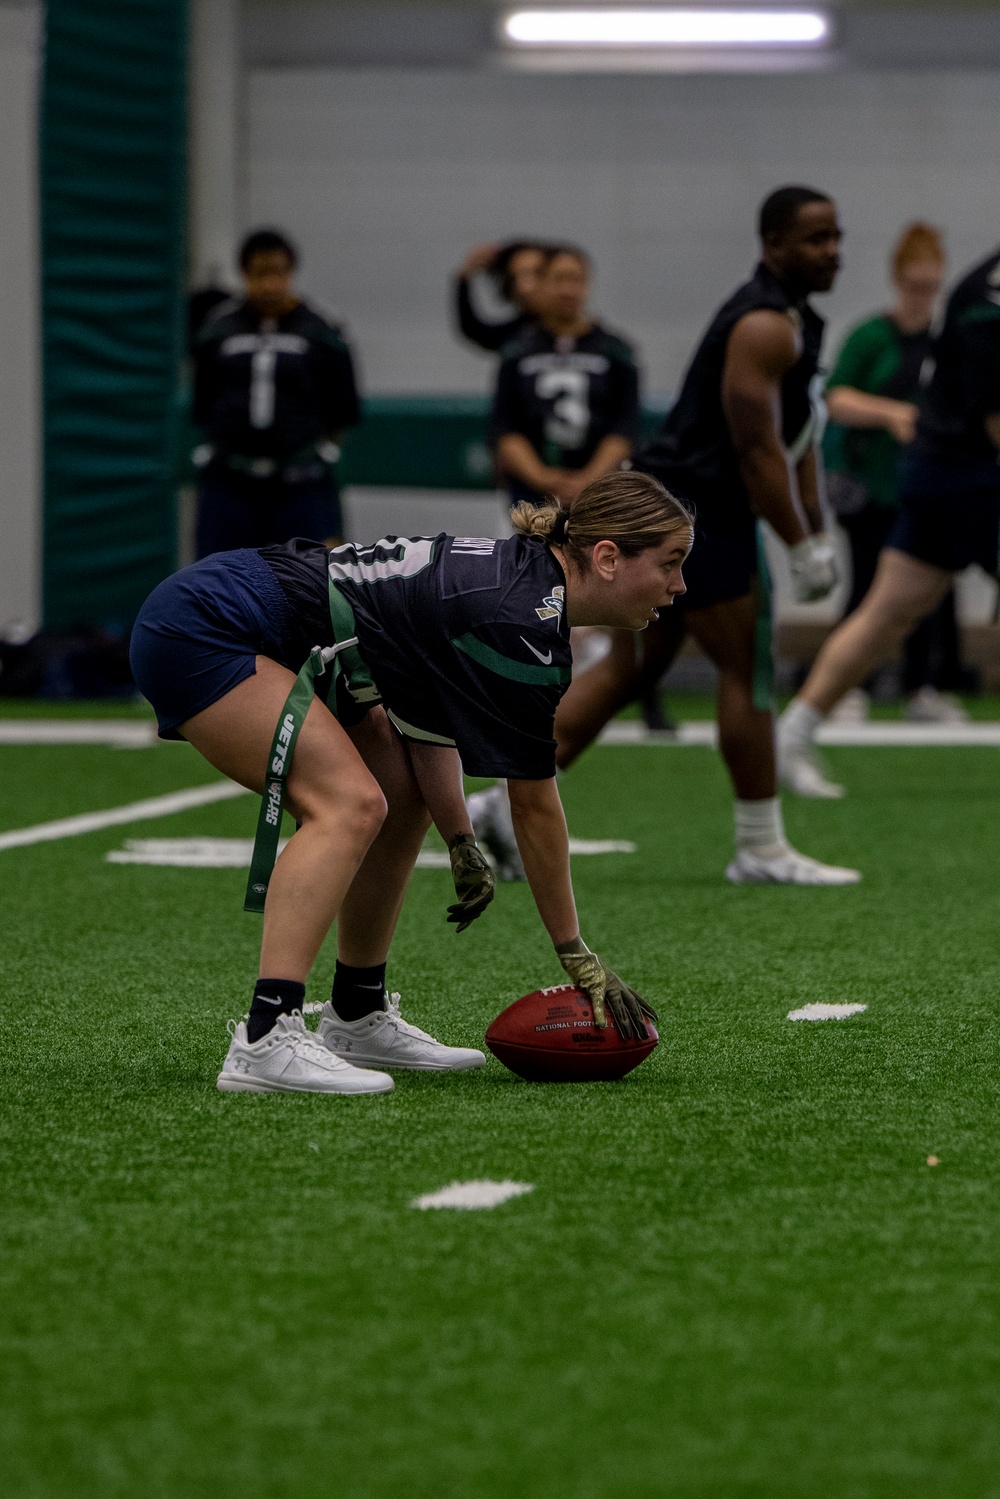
top-left (677, 504), bottom-right (758, 611)
top-left (889, 450), bottom-right (1000, 575)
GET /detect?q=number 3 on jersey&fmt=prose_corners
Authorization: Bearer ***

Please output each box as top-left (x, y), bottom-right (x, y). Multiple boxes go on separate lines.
top-left (536, 368), bottom-right (590, 450)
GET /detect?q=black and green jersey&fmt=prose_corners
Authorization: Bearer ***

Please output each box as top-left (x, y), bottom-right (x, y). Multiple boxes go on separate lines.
top-left (823, 315), bottom-right (933, 507)
top-left (917, 247), bottom-right (1000, 460)
top-left (260, 533), bottom-right (572, 780)
top-left (489, 322), bottom-right (641, 502)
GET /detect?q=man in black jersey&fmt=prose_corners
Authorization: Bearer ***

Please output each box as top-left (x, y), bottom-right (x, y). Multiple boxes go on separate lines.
top-left (554, 187), bottom-right (860, 885)
top-left (192, 229), bottom-right (361, 558)
top-left (780, 241), bottom-right (1000, 796)
top-left (453, 240), bottom-right (546, 353)
top-left (489, 246), bottom-right (641, 506)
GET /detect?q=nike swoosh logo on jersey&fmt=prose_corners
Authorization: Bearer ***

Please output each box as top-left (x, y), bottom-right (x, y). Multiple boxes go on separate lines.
top-left (520, 637), bottom-right (553, 665)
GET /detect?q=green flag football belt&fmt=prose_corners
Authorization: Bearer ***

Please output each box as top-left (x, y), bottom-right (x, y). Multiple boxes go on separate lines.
top-left (244, 580), bottom-right (378, 914)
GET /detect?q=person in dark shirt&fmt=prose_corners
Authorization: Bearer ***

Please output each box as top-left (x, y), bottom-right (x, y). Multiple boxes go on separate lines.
top-left (192, 228), bottom-right (361, 558)
top-left (453, 240), bottom-right (547, 353)
top-left (129, 472), bottom-right (690, 1095)
top-left (553, 187), bottom-right (859, 886)
top-left (819, 222), bottom-right (967, 744)
top-left (780, 240), bottom-right (1000, 799)
top-left (490, 246), bottom-right (641, 506)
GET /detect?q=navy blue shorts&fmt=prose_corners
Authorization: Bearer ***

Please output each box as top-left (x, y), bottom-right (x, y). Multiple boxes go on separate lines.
top-left (890, 450), bottom-right (1000, 575)
top-left (130, 550), bottom-right (298, 739)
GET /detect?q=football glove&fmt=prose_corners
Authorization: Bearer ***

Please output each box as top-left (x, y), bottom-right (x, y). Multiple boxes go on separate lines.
top-left (446, 834), bottom-right (496, 932)
top-left (554, 936), bottom-right (657, 1041)
top-left (788, 533), bottom-right (838, 603)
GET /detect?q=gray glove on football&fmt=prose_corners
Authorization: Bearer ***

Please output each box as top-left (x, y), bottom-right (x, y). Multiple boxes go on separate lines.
top-left (554, 936), bottom-right (657, 1041)
top-left (788, 533), bottom-right (838, 603)
top-left (447, 834), bottom-right (496, 932)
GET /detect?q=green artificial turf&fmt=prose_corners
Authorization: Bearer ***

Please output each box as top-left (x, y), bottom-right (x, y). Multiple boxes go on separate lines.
top-left (4, 730), bottom-right (1000, 1497)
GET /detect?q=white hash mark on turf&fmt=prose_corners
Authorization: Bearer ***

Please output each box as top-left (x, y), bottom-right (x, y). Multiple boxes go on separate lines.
top-left (787, 1003), bottom-right (868, 1022)
top-left (411, 1180), bottom-right (534, 1211)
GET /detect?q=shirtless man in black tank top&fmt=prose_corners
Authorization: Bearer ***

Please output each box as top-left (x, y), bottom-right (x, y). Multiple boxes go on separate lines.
top-left (554, 187), bottom-right (861, 885)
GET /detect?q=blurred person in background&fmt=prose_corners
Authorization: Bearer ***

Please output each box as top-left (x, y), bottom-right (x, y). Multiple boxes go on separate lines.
top-left (453, 240), bottom-right (547, 352)
top-left (818, 222), bottom-right (968, 751)
top-left (192, 229), bottom-right (361, 558)
top-left (470, 245), bottom-right (643, 873)
top-left (489, 245), bottom-right (641, 506)
top-left (780, 237), bottom-right (1000, 803)
top-left (553, 187), bottom-right (860, 886)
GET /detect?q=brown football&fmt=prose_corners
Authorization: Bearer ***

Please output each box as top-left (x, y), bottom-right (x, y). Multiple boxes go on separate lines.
top-left (485, 984), bottom-right (658, 1083)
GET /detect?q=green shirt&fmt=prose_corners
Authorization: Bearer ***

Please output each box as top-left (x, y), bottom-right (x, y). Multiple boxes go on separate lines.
top-left (823, 314), bottom-right (932, 508)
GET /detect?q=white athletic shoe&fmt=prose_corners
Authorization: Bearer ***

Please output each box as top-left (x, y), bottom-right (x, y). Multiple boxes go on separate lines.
top-left (905, 686), bottom-right (969, 724)
top-left (217, 1011), bottom-right (395, 1095)
top-left (318, 993), bottom-right (487, 1072)
top-left (777, 733), bottom-right (846, 800)
top-left (726, 845), bottom-right (861, 886)
top-left (467, 783), bottom-right (526, 882)
top-left (827, 688), bottom-right (870, 725)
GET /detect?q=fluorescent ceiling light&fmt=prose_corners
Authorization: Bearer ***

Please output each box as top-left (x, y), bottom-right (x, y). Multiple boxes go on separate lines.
top-left (503, 9), bottom-right (830, 48)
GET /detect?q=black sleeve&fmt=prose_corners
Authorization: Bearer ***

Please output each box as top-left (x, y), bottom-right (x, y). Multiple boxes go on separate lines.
top-left (455, 276), bottom-right (523, 353)
top-left (317, 338), bottom-right (362, 435)
top-left (191, 337), bottom-right (220, 429)
top-left (958, 315), bottom-right (1000, 419)
top-left (488, 356), bottom-right (524, 448)
top-left (605, 355), bottom-right (642, 447)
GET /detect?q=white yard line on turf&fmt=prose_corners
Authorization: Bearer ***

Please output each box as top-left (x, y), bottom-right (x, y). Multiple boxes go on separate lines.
top-left (104, 836), bottom-right (637, 867)
top-left (0, 719), bottom-right (161, 747)
top-left (598, 720), bottom-right (1000, 747)
top-left (0, 781), bottom-right (251, 852)
top-left (411, 1180), bottom-right (534, 1211)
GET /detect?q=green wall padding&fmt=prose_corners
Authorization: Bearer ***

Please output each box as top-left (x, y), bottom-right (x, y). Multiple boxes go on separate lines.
top-left (41, 0), bottom-right (188, 630)
top-left (337, 396), bottom-right (670, 490)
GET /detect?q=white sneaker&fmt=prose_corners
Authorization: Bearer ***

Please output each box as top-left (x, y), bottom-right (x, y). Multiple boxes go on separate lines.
top-left (778, 738), bottom-right (846, 799)
top-left (467, 784), bottom-right (526, 882)
top-left (217, 1011), bottom-right (394, 1095)
top-left (318, 993), bottom-right (487, 1072)
top-left (827, 688), bottom-right (870, 725)
top-left (726, 844), bottom-right (861, 886)
top-left (905, 686), bottom-right (970, 724)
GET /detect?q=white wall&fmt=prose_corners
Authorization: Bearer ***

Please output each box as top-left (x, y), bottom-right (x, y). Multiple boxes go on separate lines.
top-left (0, 1), bottom-right (40, 634)
top-left (246, 65), bottom-right (1000, 399)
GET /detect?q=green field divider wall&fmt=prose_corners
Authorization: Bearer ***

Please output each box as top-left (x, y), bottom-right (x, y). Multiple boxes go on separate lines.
top-left (41, 0), bottom-right (188, 632)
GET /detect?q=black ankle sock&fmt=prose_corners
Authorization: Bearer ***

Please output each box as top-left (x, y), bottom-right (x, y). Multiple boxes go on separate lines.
top-left (331, 961), bottom-right (387, 1022)
top-left (247, 978), bottom-right (306, 1043)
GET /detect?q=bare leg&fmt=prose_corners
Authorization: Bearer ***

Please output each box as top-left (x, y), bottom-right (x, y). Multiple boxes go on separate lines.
top-left (337, 709), bottom-right (434, 967)
top-left (686, 593), bottom-right (775, 800)
top-left (800, 549), bottom-right (953, 714)
top-left (181, 656), bottom-right (387, 981)
top-left (555, 611), bottom-right (686, 770)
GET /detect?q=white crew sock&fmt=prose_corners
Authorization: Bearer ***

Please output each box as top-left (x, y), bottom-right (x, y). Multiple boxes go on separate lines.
top-left (734, 796), bottom-right (787, 858)
top-left (781, 697), bottom-right (824, 748)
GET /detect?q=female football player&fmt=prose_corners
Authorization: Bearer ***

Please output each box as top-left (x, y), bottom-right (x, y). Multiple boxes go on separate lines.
top-left (130, 471), bottom-right (693, 1097)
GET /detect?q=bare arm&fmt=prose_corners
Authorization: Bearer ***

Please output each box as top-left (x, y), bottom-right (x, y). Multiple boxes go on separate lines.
top-left (404, 742), bottom-right (471, 845)
top-left (496, 433), bottom-right (568, 498)
top-left (985, 412), bottom-right (1000, 449)
top-left (506, 776), bottom-right (579, 946)
top-left (721, 310), bottom-right (809, 547)
top-left (826, 385), bottom-right (917, 444)
top-left (795, 445), bottom-right (825, 536)
top-left (558, 435), bottom-right (632, 502)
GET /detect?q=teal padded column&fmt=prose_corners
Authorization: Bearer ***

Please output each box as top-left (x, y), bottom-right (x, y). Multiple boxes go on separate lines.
top-left (41, 0), bottom-right (188, 629)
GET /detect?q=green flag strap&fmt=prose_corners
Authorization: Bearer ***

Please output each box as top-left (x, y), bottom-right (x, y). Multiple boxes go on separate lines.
top-left (752, 522), bottom-right (775, 713)
top-left (243, 580), bottom-right (375, 914)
